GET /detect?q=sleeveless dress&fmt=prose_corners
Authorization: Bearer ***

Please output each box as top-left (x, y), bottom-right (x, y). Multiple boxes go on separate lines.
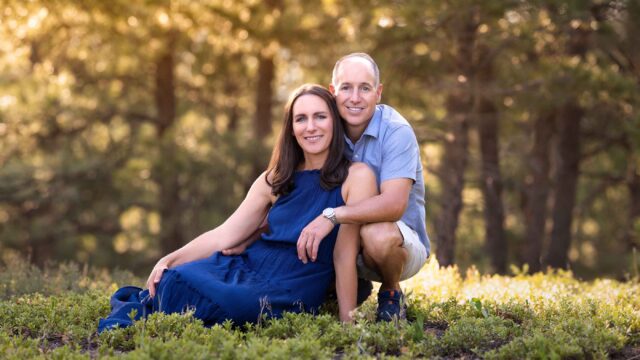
top-left (98, 170), bottom-right (345, 331)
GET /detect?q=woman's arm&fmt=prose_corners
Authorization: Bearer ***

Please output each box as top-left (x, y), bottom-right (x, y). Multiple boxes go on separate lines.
top-left (221, 217), bottom-right (269, 256)
top-left (147, 172), bottom-right (274, 296)
top-left (334, 163), bottom-right (378, 322)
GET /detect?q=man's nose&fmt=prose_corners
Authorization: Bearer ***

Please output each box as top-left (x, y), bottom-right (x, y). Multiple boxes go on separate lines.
top-left (349, 88), bottom-right (361, 102)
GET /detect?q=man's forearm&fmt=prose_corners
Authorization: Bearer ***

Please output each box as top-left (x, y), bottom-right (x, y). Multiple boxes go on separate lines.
top-left (335, 192), bottom-right (407, 225)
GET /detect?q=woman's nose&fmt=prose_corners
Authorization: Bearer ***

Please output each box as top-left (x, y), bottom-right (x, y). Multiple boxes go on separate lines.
top-left (306, 120), bottom-right (317, 131)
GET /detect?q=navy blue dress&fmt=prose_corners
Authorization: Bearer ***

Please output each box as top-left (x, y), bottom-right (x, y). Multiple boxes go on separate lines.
top-left (98, 170), bottom-right (345, 331)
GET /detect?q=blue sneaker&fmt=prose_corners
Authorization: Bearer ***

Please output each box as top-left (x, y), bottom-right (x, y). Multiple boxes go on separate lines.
top-left (376, 289), bottom-right (406, 321)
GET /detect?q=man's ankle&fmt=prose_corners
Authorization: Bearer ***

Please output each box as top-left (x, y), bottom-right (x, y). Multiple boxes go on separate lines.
top-left (379, 283), bottom-right (401, 292)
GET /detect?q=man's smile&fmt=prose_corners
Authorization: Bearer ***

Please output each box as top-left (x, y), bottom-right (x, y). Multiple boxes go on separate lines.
top-left (346, 106), bottom-right (365, 113)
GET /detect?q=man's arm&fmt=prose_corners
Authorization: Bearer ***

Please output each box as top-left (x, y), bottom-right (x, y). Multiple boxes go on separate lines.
top-left (334, 178), bottom-right (412, 225)
top-left (336, 118), bottom-right (419, 225)
top-left (296, 177), bottom-right (412, 263)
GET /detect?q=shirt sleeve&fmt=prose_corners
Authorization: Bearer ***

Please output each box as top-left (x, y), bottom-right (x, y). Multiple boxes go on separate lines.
top-left (380, 125), bottom-right (419, 183)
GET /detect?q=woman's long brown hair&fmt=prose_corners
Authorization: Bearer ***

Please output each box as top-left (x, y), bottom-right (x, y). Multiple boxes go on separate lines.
top-left (266, 84), bottom-right (350, 196)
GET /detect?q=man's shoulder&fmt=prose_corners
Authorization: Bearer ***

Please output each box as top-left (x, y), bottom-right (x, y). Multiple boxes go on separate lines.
top-left (376, 105), bottom-right (417, 142)
top-left (377, 104), bottom-right (414, 130)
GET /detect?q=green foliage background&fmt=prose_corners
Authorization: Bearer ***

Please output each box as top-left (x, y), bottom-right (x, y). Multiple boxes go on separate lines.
top-left (1, 0), bottom-right (639, 277)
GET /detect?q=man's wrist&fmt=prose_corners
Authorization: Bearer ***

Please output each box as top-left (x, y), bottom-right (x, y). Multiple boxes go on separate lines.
top-left (334, 206), bottom-right (345, 224)
top-left (322, 207), bottom-right (338, 225)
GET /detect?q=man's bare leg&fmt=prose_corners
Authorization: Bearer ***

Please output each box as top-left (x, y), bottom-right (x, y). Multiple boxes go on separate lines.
top-left (360, 222), bottom-right (407, 291)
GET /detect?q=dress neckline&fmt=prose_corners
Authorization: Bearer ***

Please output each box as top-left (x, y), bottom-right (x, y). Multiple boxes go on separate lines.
top-left (296, 169), bottom-right (321, 173)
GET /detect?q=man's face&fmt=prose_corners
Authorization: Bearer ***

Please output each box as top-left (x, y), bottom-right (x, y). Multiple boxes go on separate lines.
top-left (330, 58), bottom-right (383, 133)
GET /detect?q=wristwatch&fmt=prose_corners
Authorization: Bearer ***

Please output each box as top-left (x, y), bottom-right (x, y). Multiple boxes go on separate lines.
top-left (322, 207), bottom-right (338, 225)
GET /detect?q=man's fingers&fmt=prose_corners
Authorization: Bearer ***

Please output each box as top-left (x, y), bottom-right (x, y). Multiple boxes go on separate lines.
top-left (311, 237), bottom-right (321, 262)
top-left (306, 234), bottom-right (315, 261)
top-left (297, 233), bottom-right (308, 264)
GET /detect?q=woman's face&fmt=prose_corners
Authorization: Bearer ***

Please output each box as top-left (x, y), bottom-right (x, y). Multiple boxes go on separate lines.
top-left (292, 94), bottom-right (334, 158)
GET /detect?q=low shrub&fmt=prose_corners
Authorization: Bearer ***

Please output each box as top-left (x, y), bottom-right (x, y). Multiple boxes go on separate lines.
top-left (0, 258), bottom-right (638, 358)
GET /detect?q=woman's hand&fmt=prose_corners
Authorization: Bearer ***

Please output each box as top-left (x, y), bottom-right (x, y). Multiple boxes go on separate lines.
top-left (146, 259), bottom-right (170, 297)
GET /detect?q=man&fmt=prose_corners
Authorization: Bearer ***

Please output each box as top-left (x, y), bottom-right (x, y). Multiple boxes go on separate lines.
top-left (296, 52), bottom-right (429, 321)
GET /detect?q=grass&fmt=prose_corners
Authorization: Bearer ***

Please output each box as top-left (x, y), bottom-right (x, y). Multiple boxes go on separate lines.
top-left (1, 254), bottom-right (639, 359)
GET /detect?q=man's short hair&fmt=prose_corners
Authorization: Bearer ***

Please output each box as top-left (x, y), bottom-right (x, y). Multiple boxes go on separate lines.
top-left (331, 52), bottom-right (380, 88)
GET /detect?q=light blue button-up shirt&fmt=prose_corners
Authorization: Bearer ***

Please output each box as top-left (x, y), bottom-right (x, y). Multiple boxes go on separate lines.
top-left (344, 105), bottom-right (430, 254)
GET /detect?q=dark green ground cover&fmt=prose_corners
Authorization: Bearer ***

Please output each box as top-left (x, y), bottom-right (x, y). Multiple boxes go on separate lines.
top-left (1, 256), bottom-right (639, 359)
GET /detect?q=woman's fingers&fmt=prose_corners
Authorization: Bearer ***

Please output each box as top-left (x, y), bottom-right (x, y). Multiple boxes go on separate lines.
top-left (146, 265), bottom-right (168, 298)
top-left (154, 266), bottom-right (166, 283)
top-left (147, 269), bottom-right (158, 297)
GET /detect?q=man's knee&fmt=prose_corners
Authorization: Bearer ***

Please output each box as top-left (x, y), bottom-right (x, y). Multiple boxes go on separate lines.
top-left (360, 222), bottom-right (403, 257)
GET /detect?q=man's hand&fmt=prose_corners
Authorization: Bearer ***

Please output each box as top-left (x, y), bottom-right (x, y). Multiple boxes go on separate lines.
top-left (297, 215), bottom-right (334, 263)
top-left (146, 260), bottom-right (169, 298)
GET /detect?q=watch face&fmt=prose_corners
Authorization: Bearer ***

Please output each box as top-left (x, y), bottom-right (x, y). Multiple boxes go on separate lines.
top-left (323, 208), bottom-right (336, 224)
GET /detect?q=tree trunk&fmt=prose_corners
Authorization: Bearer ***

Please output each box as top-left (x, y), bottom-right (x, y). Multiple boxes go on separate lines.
top-left (434, 11), bottom-right (476, 267)
top-left (248, 53), bottom-right (275, 184)
top-left (544, 24), bottom-right (590, 269)
top-left (254, 54), bottom-right (275, 140)
top-left (435, 98), bottom-right (469, 267)
top-left (475, 45), bottom-right (506, 274)
top-left (627, 166), bottom-right (640, 250)
top-left (522, 112), bottom-right (555, 272)
top-left (153, 30), bottom-right (183, 254)
top-left (225, 77), bottom-right (240, 132)
top-left (545, 103), bottom-right (583, 268)
top-left (623, 2), bottom-right (640, 252)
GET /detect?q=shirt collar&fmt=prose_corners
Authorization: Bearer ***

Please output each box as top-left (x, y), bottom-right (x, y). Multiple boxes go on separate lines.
top-left (344, 105), bottom-right (383, 147)
top-left (363, 105), bottom-right (382, 139)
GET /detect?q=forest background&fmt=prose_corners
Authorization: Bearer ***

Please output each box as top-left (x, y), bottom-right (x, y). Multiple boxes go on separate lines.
top-left (1, 0), bottom-right (639, 280)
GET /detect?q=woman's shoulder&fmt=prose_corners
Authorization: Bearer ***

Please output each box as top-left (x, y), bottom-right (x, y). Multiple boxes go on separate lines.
top-left (252, 170), bottom-right (277, 204)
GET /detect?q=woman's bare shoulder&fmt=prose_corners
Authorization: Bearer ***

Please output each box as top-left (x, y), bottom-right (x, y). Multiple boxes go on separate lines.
top-left (258, 170), bottom-right (277, 204)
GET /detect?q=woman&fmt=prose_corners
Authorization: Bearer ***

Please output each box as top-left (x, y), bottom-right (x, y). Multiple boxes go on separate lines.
top-left (98, 84), bottom-right (377, 331)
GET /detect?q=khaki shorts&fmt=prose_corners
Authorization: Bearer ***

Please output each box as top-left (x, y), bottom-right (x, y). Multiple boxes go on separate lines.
top-left (356, 220), bottom-right (428, 282)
